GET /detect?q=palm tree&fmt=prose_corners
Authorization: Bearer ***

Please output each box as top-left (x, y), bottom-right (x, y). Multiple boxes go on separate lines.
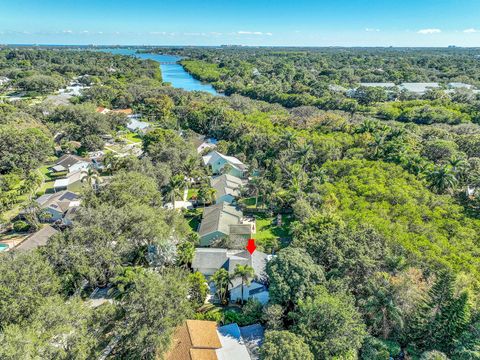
top-left (103, 152), bottom-right (119, 175)
top-left (206, 187), bottom-right (217, 206)
top-left (212, 268), bottom-right (231, 305)
top-left (166, 175), bottom-right (186, 209)
top-left (448, 157), bottom-right (468, 180)
top-left (248, 177), bottom-right (261, 209)
top-left (426, 165), bottom-right (458, 194)
top-left (81, 168), bottom-right (101, 190)
top-left (232, 264), bottom-right (255, 306)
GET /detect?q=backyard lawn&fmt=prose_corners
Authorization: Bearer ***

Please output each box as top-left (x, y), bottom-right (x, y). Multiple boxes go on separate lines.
top-left (122, 132), bottom-right (142, 143)
top-left (185, 208), bottom-right (203, 232)
top-left (253, 213), bottom-right (292, 251)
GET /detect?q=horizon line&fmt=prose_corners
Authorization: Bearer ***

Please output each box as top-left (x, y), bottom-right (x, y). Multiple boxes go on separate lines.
top-left (1, 43), bottom-right (479, 49)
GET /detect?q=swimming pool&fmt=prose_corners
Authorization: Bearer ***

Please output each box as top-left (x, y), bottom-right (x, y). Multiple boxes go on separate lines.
top-left (0, 244), bottom-right (9, 252)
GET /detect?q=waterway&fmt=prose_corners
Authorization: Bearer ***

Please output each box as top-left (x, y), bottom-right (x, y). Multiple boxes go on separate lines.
top-left (100, 48), bottom-right (219, 95)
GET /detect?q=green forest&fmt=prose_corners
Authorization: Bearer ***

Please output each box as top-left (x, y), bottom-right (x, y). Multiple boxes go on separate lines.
top-left (0, 47), bottom-right (479, 359)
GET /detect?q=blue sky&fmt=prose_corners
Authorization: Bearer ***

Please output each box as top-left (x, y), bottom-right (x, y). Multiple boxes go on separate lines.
top-left (1, 0), bottom-right (480, 46)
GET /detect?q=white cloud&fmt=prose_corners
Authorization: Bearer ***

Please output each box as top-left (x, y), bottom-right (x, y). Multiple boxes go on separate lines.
top-left (365, 28), bottom-right (380, 32)
top-left (237, 31), bottom-right (272, 36)
top-left (464, 28), bottom-right (479, 33)
top-left (417, 28), bottom-right (441, 34)
top-left (62, 30), bottom-right (73, 34)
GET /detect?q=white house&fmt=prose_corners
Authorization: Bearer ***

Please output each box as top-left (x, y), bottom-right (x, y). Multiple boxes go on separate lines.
top-left (126, 118), bottom-right (151, 133)
top-left (30, 191), bottom-right (80, 223)
top-left (50, 154), bottom-right (90, 174)
top-left (202, 151), bottom-right (248, 178)
top-left (399, 82), bottom-right (440, 94)
top-left (53, 170), bottom-right (87, 192)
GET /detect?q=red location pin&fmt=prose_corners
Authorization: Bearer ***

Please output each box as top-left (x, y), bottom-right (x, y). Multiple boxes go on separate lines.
top-left (246, 239), bottom-right (256, 255)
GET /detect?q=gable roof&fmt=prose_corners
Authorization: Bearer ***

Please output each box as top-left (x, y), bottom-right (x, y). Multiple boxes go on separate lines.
top-left (199, 203), bottom-right (244, 238)
top-left (36, 190), bottom-right (80, 213)
top-left (165, 320), bottom-right (222, 360)
top-left (54, 154), bottom-right (89, 170)
top-left (216, 323), bottom-right (252, 360)
top-left (210, 174), bottom-right (243, 200)
top-left (192, 248), bottom-right (229, 270)
top-left (127, 118), bottom-right (150, 131)
top-left (202, 151), bottom-right (247, 172)
top-left (193, 248), bottom-right (269, 284)
top-left (16, 225), bottom-right (58, 251)
top-left (53, 170), bottom-right (86, 188)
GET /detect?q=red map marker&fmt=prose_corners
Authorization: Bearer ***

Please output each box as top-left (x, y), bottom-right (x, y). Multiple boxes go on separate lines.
top-left (246, 239), bottom-right (257, 255)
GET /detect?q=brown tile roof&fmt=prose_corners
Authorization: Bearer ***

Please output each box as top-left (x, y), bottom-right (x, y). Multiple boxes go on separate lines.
top-left (111, 108), bottom-right (133, 115)
top-left (165, 320), bottom-right (221, 360)
top-left (190, 349), bottom-right (218, 360)
top-left (187, 320), bottom-right (221, 349)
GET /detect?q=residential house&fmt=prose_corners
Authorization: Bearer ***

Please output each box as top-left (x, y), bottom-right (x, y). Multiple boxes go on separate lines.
top-left (399, 82), bottom-right (440, 94)
top-left (163, 200), bottom-right (194, 210)
top-left (33, 190), bottom-right (80, 223)
top-left (239, 324), bottom-right (265, 360)
top-left (198, 203), bottom-right (254, 247)
top-left (0, 76), bottom-right (10, 86)
top-left (165, 320), bottom-right (251, 360)
top-left (359, 82), bottom-right (396, 88)
top-left (202, 151), bottom-right (248, 179)
top-left (50, 154), bottom-right (90, 174)
top-left (96, 107), bottom-right (133, 115)
top-left (448, 82), bottom-right (475, 90)
top-left (53, 170), bottom-right (87, 192)
top-left (210, 174), bottom-right (243, 204)
top-left (126, 118), bottom-right (151, 133)
top-left (15, 225), bottom-right (59, 251)
top-left (197, 137), bottom-right (218, 154)
top-left (192, 248), bottom-right (271, 304)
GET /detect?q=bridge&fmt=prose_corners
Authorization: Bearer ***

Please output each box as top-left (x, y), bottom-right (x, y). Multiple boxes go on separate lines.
top-left (159, 61), bottom-right (179, 65)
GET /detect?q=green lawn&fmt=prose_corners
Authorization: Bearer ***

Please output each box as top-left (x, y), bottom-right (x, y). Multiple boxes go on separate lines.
top-left (239, 196), bottom-right (264, 209)
top-left (187, 188), bottom-right (199, 200)
top-left (122, 132), bottom-right (142, 143)
top-left (253, 214), bottom-right (292, 243)
top-left (185, 208), bottom-right (203, 232)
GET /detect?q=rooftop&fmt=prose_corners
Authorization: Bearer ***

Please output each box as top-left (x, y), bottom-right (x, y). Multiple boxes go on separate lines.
top-left (165, 320), bottom-right (222, 360)
top-left (16, 225), bottom-right (58, 251)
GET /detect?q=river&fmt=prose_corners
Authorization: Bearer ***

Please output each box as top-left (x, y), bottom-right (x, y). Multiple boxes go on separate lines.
top-left (99, 48), bottom-right (220, 95)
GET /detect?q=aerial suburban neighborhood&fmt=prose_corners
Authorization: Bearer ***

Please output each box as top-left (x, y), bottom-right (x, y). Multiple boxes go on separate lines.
top-left (1, 1), bottom-right (480, 359)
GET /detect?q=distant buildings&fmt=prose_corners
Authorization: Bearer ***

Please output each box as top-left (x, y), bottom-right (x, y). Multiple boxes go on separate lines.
top-left (345, 81), bottom-right (480, 97)
top-left (126, 118), bottom-right (150, 133)
top-left (0, 76), bottom-right (10, 86)
top-left (399, 82), bottom-right (440, 94)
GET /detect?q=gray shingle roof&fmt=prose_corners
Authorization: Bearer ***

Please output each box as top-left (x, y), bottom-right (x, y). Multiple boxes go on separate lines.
top-left (210, 174), bottom-right (243, 200)
top-left (193, 248), bottom-right (269, 287)
top-left (16, 225), bottom-right (59, 251)
top-left (198, 203), bottom-right (243, 238)
top-left (35, 190), bottom-right (80, 213)
top-left (192, 248), bottom-right (229, 270)
top-left (54, 154), bottom-right (89, 169)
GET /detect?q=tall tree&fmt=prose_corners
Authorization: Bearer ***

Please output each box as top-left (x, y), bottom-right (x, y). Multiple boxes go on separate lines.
top-left (232, 264), bottom-right (255, 305)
